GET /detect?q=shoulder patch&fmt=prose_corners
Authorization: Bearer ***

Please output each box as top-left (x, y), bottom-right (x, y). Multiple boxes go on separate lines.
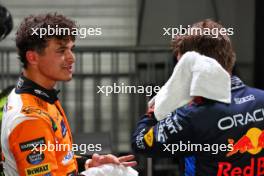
top-left (25, 163), bottom-right (50, 176)
top-left (19, 137), bottom-right (46, 152)
top-left (27, 151), bottom-right (45, 165)
top-left (144, 128), bottom-right (154, 147)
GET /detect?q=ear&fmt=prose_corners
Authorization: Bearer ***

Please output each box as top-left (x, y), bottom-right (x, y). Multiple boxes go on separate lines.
top-left (25, 50), bottom-right (39, 66)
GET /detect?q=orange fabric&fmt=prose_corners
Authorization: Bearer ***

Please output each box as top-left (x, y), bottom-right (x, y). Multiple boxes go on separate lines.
top-left (8, 94), bottom-right (77, 176)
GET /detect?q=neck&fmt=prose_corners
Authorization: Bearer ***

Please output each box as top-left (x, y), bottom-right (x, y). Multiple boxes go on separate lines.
top-left (23, 68), bottom-right (56, 90)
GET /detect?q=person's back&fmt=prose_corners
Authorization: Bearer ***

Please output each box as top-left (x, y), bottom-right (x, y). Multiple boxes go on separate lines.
top-left (131, 19), bottom-right (264, 175)
top-left (132, 75), bottom-right (264, 175)
top-left (178, 76), bottom-right (264, 175)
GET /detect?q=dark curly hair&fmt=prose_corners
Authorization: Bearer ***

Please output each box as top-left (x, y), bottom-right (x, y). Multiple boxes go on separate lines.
top-left (16, 13), bottom-right (77, 68)
top-left (172, 19), bottom-right (236, 73)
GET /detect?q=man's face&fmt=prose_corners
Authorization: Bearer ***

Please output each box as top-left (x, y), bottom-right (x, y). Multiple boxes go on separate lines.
top-left (36, 39), bottom-right (75, 82)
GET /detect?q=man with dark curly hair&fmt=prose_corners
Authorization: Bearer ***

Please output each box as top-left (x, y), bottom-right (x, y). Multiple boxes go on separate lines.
top-left (1, 13), bottom-right (136, 176)
top-left (132, 19), bottom-right (264, 175)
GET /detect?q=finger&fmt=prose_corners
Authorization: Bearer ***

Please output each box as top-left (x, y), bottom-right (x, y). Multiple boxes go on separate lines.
top-left (92, 153), bottom-right (100, 162)
top-left (121, 161), bottom-right (138, 167)
top-left (118, 155), bottom-right (135, 162)
top-left (87, 154), bottom-right (101, 168)
top-left (99, 154), bottom-right (120, 165)
top-left (92, 153), bottom-right (99, 159)
top-left (85, 159), bottom-right (93, 170)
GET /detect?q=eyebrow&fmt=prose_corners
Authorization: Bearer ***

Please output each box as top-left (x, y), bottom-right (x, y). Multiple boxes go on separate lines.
top-left (55, 41), bottom-right (75, 50)
top-left (56, 46), bottom-right (67, 50)
top-left (56, 44), bottom-right (75, 50)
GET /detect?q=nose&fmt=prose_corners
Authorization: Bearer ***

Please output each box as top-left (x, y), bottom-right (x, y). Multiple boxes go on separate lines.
top-left (66, 49), bottom-right (75, 64)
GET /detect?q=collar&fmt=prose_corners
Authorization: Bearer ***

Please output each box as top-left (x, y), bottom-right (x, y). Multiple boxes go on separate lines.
top-left (231, 76), bottom-right (245, 90)
top-left (15, 75), bottom-right (60, 104)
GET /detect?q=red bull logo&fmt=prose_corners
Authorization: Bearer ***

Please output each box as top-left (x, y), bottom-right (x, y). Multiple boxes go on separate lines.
top-left (217, 157), bottom-right (264, 176)
top-left (217, 128), bottom-right (264, 176)
top-left (227, 127), bottom-right (264, 157)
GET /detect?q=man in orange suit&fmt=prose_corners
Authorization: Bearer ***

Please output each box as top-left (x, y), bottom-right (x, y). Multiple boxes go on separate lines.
top-left (1, 13), bottom-right (136, 176)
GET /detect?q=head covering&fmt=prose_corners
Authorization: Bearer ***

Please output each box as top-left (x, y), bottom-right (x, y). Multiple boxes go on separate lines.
top-left (0, 5), bottom-right (13, 41)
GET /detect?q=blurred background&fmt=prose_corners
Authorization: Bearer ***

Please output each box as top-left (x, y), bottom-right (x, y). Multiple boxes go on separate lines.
top-left (0, 0), bottom-right (262, 175)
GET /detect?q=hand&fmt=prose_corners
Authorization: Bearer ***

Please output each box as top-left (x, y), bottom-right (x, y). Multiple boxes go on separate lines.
top-left (85, 153), bottom-right (137, 170)
top-left (146, 98), bottom-right (155, 117)
top-left (118, 155), bottom-right (137, 167)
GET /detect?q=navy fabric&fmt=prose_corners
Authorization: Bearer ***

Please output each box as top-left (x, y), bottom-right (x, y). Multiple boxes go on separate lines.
top-left (132, 76), bottom-right (264, 175)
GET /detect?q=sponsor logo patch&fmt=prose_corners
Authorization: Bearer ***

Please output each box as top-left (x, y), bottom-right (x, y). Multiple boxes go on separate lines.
top-left (217, 108), bottom-right (264, 130)
top-left (136, 129), bottom-right (146, 149)
top-left (234, 94), bottom-right (255, 104)
top-left (217, 157), bottom-right (264, 176)
top-left (19, 137), bottom-right (45, 152)
top-left (17, 77), bottom-right (24, 89)
top-left (25, 163), bottom-right (50, 176)
top-left (27, 151), bottom-right (45, 165)
top-left (144, 128), bottom-right (154, 147)
top-left (34, 89), bottom-right (49, 98)
top-left (61, 120), bottom-right (67, 137)
top-left (62, 151), bottom-right (74, 165)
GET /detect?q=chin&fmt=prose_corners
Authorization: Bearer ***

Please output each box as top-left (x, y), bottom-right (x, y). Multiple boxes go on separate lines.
top-left (64, 77), bottom-right (72, 81)
top-left (58, 75), bottom-right (73, 82)
top-left (66, 75), bottom-right (73, 81)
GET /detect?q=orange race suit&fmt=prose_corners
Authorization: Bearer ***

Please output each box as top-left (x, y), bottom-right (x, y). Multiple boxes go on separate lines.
top-left (1, 75), bottom-right (78, 176)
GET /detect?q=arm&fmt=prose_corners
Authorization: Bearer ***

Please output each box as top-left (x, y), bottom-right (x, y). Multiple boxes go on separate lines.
top-left (131, 107), bottom-right (194, 157)
top-left (8, 118), bottom-right (58, 176)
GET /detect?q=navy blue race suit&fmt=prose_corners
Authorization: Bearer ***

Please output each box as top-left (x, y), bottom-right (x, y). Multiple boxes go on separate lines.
top-left (132, 76), bottom-right (264, 176)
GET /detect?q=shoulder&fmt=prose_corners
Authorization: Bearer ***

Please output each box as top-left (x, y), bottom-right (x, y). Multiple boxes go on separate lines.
top-left (246, 86), bottom-right (264, 95)
top-left (233, 86), bottom-right (264, 104)
top-left (176, 97), bottom-right (212, 117)
top-left (2, 91), bottom-right (54, 136)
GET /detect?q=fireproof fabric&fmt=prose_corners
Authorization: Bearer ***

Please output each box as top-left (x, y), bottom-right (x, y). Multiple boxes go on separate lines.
top-left (132, 76), bottom-right (264, 175)
top-left (1, 75), bottom-right (78, 176)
